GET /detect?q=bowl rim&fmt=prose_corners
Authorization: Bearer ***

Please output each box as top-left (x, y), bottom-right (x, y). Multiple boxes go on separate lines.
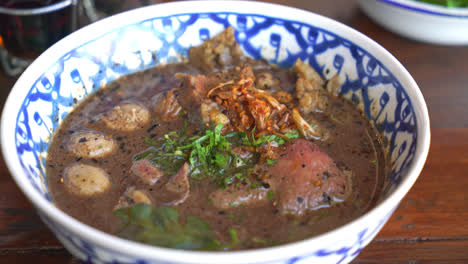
top-left (377, 0), bottom-right (468, 18)
top-left (0, 1), bottom-right (431, 263)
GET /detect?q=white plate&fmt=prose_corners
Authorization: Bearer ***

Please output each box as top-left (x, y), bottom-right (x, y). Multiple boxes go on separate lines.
top-left (359, 0), bottom-right (468, 45)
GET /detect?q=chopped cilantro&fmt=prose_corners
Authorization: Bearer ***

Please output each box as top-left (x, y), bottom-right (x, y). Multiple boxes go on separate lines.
top-left (135, 124), bottom-right (301, 189)
top-left (284, 130), bottom-right (300, 140)
top-left (227, 128), bottom-right (299, 147)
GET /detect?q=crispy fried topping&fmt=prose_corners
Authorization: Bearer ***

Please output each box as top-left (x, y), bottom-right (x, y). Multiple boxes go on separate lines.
top-left (206, 71), bottom-right (297, 138)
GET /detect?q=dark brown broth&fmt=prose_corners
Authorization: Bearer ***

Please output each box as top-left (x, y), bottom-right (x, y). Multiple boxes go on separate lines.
top-left (46, 61), bottom-right (388, 250)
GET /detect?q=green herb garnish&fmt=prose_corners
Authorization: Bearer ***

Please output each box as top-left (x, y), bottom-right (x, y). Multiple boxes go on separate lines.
top-left (114, 204), bottom-right (240, 250)
top-left (225, 227), bottom-right (239, 249)
top-left (284, 130), bottom-right (300, 140)
top-left (135, 124), bottom-right (300, 189)
top-left (114, 204), bottom-right (221, 250)
top-left (226, 128), bottom-right (299, 147)
top-left (135, 131), bottom-right (190, 175)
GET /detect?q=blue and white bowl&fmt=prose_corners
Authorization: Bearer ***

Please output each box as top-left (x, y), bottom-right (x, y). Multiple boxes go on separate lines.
top-left (359, 0), bottom-right (468, 45)
top-left (1, 1), bottom-right (430, 263)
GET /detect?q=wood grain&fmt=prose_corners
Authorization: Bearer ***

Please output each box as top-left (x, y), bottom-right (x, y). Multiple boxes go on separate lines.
top-left (376, 128), bottom-right (468, 239)
top-left (355, 240), bottom-right (468, 264)
top-left (0, 155), bottom-right (61, 249)
top-left (0, 248), bottom-right (78, 264)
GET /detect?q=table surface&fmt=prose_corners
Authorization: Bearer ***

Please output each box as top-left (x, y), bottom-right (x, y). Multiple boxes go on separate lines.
top-left (1, 1), bottom-right (467, 263)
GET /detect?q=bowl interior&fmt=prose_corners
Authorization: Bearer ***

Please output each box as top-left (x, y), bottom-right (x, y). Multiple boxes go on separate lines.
top-left (2, 3), bottom-right (427, 262)
top-left (13, 11), bottom-right (417, 201)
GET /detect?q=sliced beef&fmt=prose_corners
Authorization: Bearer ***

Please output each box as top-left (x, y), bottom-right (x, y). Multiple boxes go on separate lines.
top-left (209, 185), bottom-right (269, 209)
top-left (189, 27), bottom-right (245, 72)
top-left (266, 139), bottom-right (352, 216)
top-left (176, 73), bottom-right (220, 121)
top-left (152, 88), bottom-right (183, 121)
top-left (130, 159), bottom-right (164, 185)
top-left (165, 163), bottom-right (190, 205)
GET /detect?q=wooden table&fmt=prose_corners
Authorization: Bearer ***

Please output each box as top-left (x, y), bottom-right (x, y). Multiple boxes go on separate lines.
top-left (0, 1), bottom-right (467, 263)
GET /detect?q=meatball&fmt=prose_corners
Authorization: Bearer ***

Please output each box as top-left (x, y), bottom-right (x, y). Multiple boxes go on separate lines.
top-left (66, 130), bottom-right (115, 158)
top-left (63, 163), bottom-right (110, 196)
top-left (101, 102), bottom-right (150, 131)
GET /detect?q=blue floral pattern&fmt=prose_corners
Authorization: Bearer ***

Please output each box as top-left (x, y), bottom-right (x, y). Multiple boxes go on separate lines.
top-left (38, 206), bottom-right (396, 264)
top-left (12, 12), bottom-right (417, 264)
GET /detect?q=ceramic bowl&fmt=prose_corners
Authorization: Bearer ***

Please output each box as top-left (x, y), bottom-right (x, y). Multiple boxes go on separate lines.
top-left (1, 1), bottom-right (430, 263)
top-left (359, 0), bottom-right (468, 45)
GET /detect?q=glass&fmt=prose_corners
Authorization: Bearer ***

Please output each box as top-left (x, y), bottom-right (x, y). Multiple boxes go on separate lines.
top-left (0, 0), bottom-right (79, 75)
top-left (0, 0), bottom-right (167, 76)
